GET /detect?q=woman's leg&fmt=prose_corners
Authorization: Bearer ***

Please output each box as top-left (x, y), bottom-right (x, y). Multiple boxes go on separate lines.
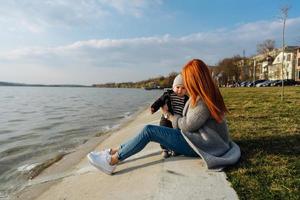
top-left (116, 124), bottom-right (198, 162)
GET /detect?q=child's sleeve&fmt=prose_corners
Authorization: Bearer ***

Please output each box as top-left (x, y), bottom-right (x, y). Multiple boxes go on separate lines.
top-left (150, 93), bottom-right (167, 113)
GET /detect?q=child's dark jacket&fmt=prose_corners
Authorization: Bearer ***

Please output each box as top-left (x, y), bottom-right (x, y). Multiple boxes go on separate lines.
top-left (151, 89), bottom-right (189, 127)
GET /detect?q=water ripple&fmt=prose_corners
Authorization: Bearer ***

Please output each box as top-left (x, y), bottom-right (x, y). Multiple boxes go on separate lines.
top-left (47, 116), bottom-right (65, 120)
top-left (7, 119), bottom-right (25, 123)
top-left (0, 130), bottom-right (14, 135)
top-left (31, 122), bottom-right (64, 131)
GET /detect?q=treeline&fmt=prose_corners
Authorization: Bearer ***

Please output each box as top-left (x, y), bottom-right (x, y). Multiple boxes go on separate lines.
top-left (92, 57), bottom-right (247, 89)
top-left (92, 56), bottom-right (243, 89)
top-left (212, 39), bottom-right (278, 86)
top-left (93, 72), bottom-right (178, 89)
top-left (94, 39), bottom-right (279, 89)
top-left (212, 55), bottom-right (244, 85)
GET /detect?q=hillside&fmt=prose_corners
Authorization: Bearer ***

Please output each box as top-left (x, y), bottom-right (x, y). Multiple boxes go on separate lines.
top-left (92, 72), bottom-right (178, 89)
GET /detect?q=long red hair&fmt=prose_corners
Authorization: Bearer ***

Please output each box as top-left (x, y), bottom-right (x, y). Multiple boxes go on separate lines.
top-left (182, 59), bottom-right (228, 123)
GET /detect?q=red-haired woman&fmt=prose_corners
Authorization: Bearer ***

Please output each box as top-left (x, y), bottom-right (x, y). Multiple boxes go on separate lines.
top-left (87, 59), bottom-right (240, 174)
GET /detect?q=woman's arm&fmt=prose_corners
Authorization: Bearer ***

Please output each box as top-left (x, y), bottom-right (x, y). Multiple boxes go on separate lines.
top-left (171, 101), bottom-right (210, 132)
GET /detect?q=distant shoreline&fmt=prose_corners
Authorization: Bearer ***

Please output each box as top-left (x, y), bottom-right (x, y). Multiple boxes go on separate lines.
top-left (0, 84), bottom-right (165, 90)
top-left (0, 82), bottom-right (91, 88)
top-left (0, 85), bottom-right (151, 89)
top-left (1, 72), bottom-right (178, 89)
top-left (0, 85), bottom-right (92, 88)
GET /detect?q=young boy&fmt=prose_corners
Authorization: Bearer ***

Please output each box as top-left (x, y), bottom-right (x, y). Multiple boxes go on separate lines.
top-left (150, 74), bottom-right (189, 158)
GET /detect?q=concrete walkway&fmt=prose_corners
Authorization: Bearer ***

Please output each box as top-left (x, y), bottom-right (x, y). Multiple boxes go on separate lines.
top-left (15, 109), bottom-right (239, 200)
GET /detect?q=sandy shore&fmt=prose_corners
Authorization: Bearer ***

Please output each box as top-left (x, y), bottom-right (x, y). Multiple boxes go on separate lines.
top-left (13, 109), bottom-right (238, 200)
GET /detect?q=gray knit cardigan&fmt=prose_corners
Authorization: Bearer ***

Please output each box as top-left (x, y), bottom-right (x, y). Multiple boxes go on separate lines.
top-left (172, 99), bottom-right (241, 171)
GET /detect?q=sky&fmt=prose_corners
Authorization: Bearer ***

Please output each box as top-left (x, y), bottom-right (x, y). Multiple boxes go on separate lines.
top-left (0, 0), bottom-right (300, 85)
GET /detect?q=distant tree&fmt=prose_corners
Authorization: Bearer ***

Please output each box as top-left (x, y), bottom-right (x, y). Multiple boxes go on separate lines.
top-left (166, 72), bottom-right (178, 87)
top-left (256, 39), bottom-right (276, 55)
top-left (217, 55), bottom-right (242, 84)
top-left (158, 76), bottom-right (165, 81)
top-left (93, 71), bottom-right (180, 89)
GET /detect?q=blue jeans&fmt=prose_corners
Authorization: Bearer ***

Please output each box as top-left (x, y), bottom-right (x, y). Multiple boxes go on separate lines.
top-left (118, 124), bottom-right (198, 161)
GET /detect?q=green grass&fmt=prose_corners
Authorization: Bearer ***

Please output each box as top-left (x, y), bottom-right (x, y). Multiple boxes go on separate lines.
top-left (222, 87), bottom-right (300, 200)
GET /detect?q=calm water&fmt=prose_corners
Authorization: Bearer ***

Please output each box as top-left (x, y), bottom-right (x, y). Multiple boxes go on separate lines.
top-left (0, 86), bottom-right (161, 198)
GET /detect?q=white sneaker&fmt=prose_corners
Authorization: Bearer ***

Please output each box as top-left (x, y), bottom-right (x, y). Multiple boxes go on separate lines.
top-left (87, 150), bottom-right (116, 175)
top-left (104, 148), bottom-right (112, 155)
top-left (89, 149), bottom-right (110, 155)
top-left (89, 151), bottom-right (101, 156)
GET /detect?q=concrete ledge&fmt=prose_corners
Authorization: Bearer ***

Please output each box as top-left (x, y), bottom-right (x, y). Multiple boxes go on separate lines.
top-left (15, 109), bottom-right (239, 200)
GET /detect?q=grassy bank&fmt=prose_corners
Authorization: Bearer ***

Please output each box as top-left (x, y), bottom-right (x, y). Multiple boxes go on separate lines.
top-left (222, 87), bottom-right (300, 200)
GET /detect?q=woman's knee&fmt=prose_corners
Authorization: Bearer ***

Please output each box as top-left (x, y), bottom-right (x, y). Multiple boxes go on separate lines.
top-left (142, 124), bottom-right (157, 139)
top-left (143, 124), bottom-right (156, 132)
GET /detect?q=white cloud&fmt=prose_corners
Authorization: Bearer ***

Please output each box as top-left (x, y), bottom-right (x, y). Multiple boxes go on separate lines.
top-left (0, 0), bottom-right (163, 34)
top-left (1, 17), bottom-right (300, 85)
top-left (100, 0), bottom-right (164, 17)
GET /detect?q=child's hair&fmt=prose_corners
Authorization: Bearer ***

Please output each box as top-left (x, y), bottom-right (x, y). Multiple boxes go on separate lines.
top-left (182, 59), bottom-right (228, 123)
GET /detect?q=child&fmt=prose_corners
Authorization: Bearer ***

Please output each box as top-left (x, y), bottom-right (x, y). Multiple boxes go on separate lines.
top-left (150, 74), bottom-right (189, 158)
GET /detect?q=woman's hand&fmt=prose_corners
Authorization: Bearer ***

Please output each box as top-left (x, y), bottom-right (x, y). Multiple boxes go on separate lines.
top-left (166, 113), bottom-right (174, 121)
top-left (161, 104), bottom-right (168, 113)
top-left (161, 104), bottom-right (174, 121)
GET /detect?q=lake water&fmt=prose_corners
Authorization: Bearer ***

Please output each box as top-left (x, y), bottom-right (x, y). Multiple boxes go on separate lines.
top-left (0, 86), bottom-right (161, 198)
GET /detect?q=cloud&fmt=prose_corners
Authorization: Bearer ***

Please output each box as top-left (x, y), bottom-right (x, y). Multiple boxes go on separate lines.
top-left (0, 0), bottom-right (163, 33)
top-left (100, 0), bottom-right (163, 17)
top-left (1, 17), bottom-right (300, 84)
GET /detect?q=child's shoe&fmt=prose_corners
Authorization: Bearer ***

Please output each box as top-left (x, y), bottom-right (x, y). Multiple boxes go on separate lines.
top-left (171, 151), bottom-right (181, 157)
top-left (162, 150), bottom-right (170, 158)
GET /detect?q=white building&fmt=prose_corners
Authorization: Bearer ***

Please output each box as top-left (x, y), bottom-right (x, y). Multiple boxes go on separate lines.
top-left (295, 47), bottom-right (300, 81)
top-left (270, 52), bottom-right (295, 80)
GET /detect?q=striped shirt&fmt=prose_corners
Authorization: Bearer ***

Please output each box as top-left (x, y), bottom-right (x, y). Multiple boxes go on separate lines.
top-left (170, 93), bottom-right (186, 116)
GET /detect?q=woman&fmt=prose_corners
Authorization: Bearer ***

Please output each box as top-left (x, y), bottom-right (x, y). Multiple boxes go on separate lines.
top-left (87, 59), bottom-right (240, 174)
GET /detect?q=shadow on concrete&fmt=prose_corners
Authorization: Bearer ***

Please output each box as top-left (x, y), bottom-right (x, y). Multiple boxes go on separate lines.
top-left (114, 159), bottom-right (163, 175)
top-left (115, 153), bottom-right (198, 175)
top-left (118, 151), bottom-right (161, 165)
